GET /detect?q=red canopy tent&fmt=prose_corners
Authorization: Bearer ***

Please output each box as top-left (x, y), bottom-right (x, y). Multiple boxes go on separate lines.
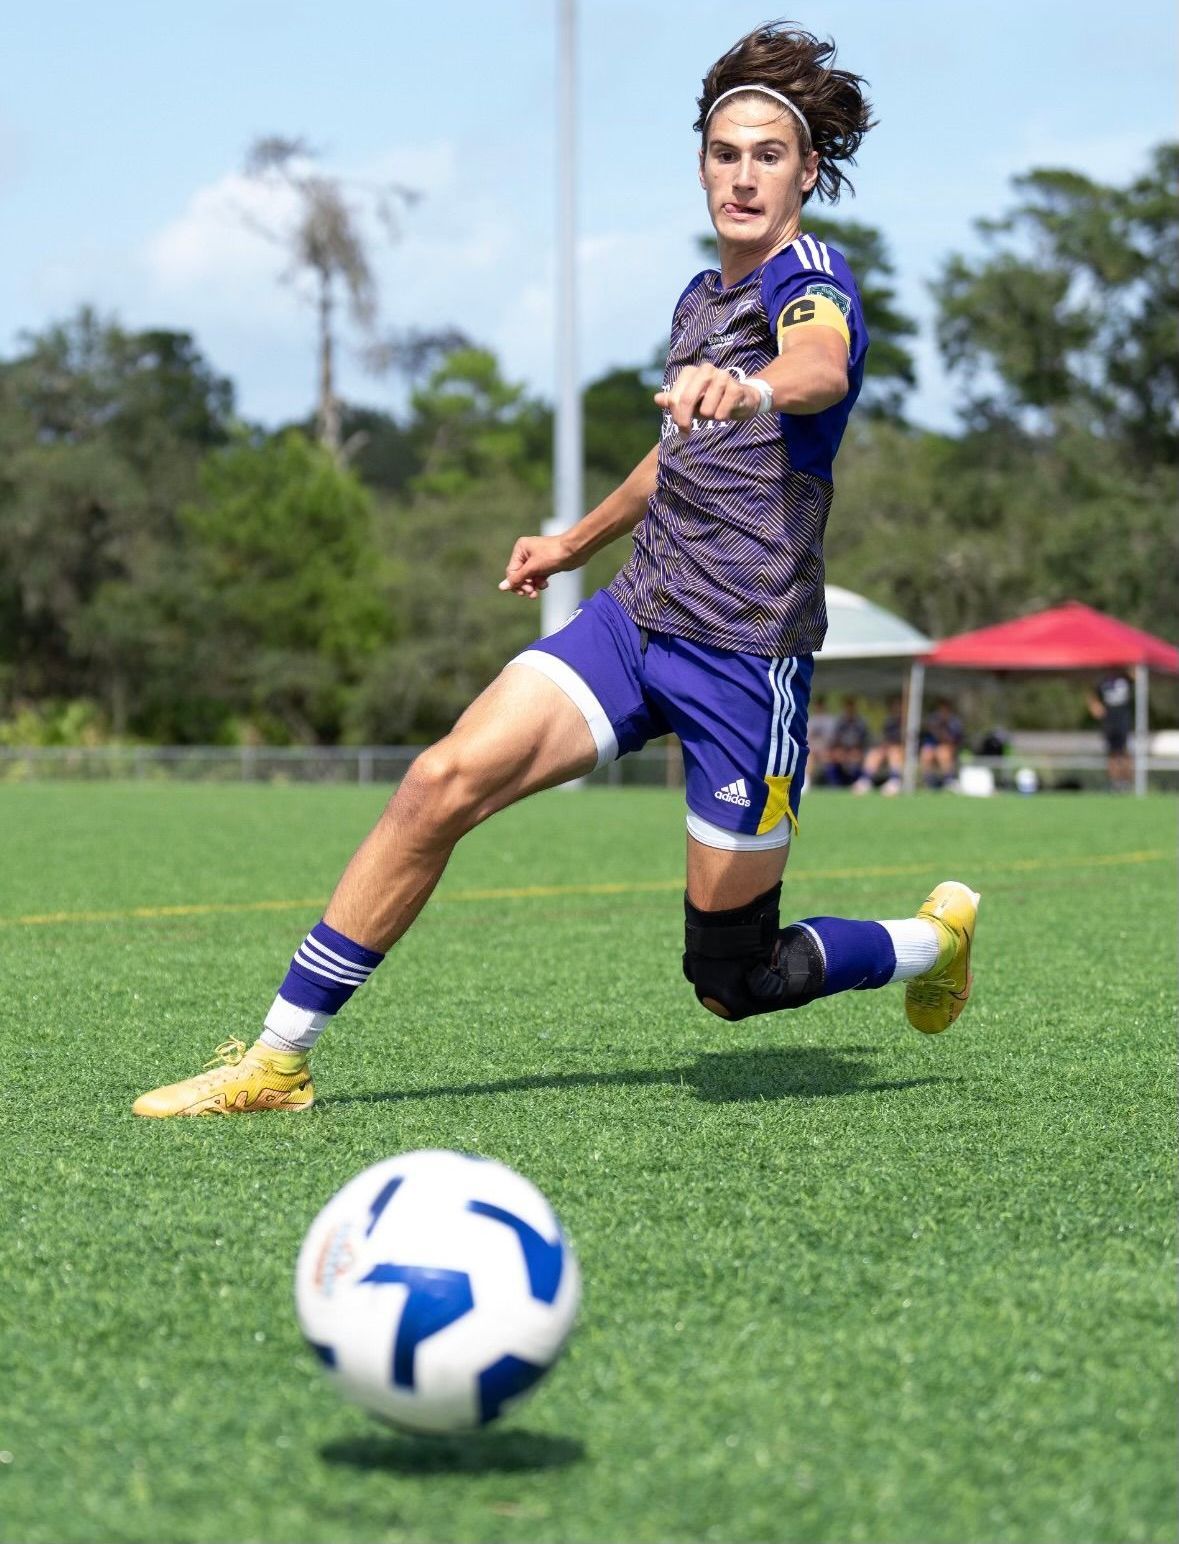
top-left (902, 602), bottom-right (1179, 794)
top-left (926, 601), bottom-right (1179, 674)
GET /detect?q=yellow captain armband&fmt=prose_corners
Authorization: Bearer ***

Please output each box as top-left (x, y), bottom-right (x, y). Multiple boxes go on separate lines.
top-left (776, 289), bottom-right (851, 352)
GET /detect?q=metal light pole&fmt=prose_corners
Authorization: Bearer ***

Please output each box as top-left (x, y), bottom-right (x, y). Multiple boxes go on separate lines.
top-left (902, 660), bottom-right (925, 793)
top-left (541, 0), bottom-right (583, 638)
top-left (1134, 661), bottom-right (1150, 796)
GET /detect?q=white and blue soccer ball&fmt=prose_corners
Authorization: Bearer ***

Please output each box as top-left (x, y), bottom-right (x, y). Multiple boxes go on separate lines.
top-left (295, 1149), bottom-right (580, 1433)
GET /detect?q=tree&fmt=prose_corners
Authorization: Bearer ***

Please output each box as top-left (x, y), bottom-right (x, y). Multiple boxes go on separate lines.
top-left (407, 348), bottom-right (550, 497)
top-left (697, 217), bottom-right (918, 418)
top-left (243, 137), bottom-right (418, 456)
top-left (933, 143), bottom-right (1178, 461)
top-left (348, 472), bottom-right (547, 743)
top-left (343, 347), bottom-right (556, 741)
top-left (828, 411), bottom-right (1178, 651)
top-left (182, 432), bottom-right (390, 742)
top-left (4, 313), bottom-right (233, 452)
top-left (0, 310), bottom-right (234, 729)
top-left (278, 329), bottom-right (480, 496)
top-left (582, 356), bottom-right (665, 482)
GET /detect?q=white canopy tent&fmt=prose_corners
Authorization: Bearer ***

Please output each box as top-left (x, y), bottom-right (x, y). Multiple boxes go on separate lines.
top-left (815, 586), bottom-right (934, 793)
top-left (819, 585), bottom-right (933, 662)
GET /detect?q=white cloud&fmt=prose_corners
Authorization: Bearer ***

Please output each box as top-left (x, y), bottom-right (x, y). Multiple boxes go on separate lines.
top-left (111, 143), bottom-right (702, 423)
top-left (145, 172), bottom-right (299, 297)
top-left (122, 143), bottom-right (517, 414)
top-left (493, 227), bottom-right (691, 395)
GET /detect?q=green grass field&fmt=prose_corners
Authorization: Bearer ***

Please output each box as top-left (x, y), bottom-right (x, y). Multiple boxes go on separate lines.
top-left (1, 784), bottom-right (1174, 1544)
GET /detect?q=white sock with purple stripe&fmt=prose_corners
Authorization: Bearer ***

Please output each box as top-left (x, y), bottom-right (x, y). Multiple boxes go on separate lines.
top-left (259, 919), bottom-right (384, 1054)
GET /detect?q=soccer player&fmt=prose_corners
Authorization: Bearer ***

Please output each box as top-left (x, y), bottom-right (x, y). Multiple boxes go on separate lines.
top-left (135, 22), bottom-right (979, 1118)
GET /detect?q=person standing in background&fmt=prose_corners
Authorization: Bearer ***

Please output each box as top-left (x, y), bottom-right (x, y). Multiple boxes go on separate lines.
top-left (1088, 672), bottom-right (1134, 792)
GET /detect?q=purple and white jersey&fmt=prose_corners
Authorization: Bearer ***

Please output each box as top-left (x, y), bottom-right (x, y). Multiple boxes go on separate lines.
top-left (609, 235), bottom-right (868, 657)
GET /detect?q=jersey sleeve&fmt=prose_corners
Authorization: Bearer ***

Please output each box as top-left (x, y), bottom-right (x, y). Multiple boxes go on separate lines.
top-left (760, 239), bottom-right (868, 368)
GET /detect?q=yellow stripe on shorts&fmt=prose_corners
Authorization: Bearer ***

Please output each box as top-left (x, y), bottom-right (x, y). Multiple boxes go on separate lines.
top-left (757, 773), bottom-right (797, 836)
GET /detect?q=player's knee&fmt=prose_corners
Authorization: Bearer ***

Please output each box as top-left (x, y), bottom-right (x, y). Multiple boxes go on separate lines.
top-left (683, 957), bottom-right (749, 1019)
top-left (398, 742), bottom-right (485, 833)
top-left (682, 884), bottom-right (779, 1022)
top-left (682, 890), bottom-right (825, 1020)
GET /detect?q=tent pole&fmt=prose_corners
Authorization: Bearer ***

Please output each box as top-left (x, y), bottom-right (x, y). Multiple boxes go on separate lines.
top-left (903, 661), bottom-right (925, 794)
top-left (1134, 663), bottom-right (1149, 796)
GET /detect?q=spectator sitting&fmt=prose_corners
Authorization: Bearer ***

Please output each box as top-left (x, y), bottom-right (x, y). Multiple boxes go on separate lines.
top-left (920, 698), bottom-right (965, 788)
top-left (853, 695), bottom-right (905, 795)
top-left (824, 695), bottom-right (870, 787)
top-left (806, 692), bottom-right (836, 787)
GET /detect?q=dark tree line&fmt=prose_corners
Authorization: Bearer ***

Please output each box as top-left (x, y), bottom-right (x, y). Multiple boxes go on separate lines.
top-left (0, 146), bottom-right (1173, 746)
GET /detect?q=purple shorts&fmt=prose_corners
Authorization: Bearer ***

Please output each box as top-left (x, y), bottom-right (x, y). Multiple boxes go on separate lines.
top-left (510, 589), bottom-right (812, 849)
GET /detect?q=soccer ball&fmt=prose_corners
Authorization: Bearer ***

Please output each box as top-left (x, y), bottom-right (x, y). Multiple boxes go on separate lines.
top-left (295, 1149), bottom-right (580, 1432)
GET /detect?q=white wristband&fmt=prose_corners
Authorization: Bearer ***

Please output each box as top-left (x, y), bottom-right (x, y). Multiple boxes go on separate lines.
top-left (746, 378), bottom-right (775, 416)
top-left (726, 365), bottom-right (774, 419)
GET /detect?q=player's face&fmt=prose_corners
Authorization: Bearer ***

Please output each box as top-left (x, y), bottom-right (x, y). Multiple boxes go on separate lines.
top-left (699, 104), bottom-right (819, 259)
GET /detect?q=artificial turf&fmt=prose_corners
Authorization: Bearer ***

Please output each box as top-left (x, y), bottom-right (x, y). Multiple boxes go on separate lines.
top-left (0, 783), bottom-right (1174, 1544)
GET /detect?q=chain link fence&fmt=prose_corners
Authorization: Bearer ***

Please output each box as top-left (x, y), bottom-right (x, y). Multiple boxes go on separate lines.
top-left (0, 742), bottom-right (686, 787)
top-left (0, 735), bottom-right (1173, 790)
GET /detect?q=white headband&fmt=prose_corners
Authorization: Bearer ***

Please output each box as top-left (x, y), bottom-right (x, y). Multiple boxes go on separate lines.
top-left (704, 84), bottom-right (811, 142)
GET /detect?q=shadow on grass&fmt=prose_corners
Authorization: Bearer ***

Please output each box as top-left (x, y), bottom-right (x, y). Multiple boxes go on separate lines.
top-left (326, 1045), bottom-right (953, 1110)
top-left (320, 1427), bottom-right (585, 1475)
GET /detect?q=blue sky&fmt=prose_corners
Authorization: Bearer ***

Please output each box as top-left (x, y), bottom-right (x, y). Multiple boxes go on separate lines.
top-left (1, 0), bottom-right (1174, 431)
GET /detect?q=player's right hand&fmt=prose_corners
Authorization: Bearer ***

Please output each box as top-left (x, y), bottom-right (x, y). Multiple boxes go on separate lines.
top-left (498, 535), bottom-right (574, 600)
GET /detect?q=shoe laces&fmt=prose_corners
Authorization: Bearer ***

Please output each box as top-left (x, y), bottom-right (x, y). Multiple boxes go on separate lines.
top-left (906, 981), bottom-right (944, 1006)
top-left (204, 1037), bottom-right (248, 1071)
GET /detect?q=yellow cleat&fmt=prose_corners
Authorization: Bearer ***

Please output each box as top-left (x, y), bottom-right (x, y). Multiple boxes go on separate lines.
top-left (904, 881), bottom-right (981, 1035)
top-left (132, 1038), bottom-right (315, 1117)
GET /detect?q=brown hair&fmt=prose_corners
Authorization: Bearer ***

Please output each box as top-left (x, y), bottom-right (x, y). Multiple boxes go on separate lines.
top-left (694, 21), bottom-right (875, 204)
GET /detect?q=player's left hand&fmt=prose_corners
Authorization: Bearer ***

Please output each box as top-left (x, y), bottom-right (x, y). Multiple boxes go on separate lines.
top-left (654, 364), bottom-right (759, 434)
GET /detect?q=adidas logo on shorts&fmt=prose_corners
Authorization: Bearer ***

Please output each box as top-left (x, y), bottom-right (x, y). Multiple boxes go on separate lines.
top-left (714, 778), bottom-right (752, 808)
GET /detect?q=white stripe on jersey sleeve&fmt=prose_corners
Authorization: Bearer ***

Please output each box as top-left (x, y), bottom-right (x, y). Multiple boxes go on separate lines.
top-left (785, 235), bottom-right (841, 282)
